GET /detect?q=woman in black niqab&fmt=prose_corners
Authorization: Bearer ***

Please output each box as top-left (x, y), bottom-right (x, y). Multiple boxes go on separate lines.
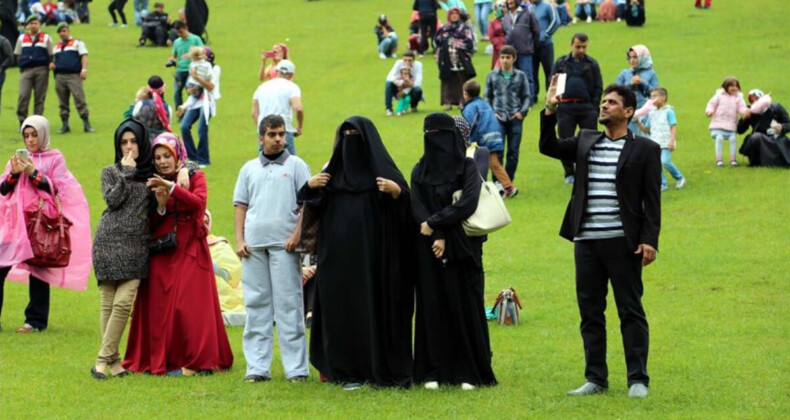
top-left (410, 112), bottom-right (497, 388)
top-left (298, 116), bottom-right (416, 389)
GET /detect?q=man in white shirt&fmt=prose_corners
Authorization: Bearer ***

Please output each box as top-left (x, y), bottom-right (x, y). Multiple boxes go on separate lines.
top-left (251, 60), bottom-right (303, 155)
top-left (384, 50), bottom-right (423, 116)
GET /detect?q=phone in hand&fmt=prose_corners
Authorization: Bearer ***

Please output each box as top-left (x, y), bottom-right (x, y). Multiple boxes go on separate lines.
top-left (263, 50), bottom-right (276, 58)
top-left (15, 149), bottom-right (29, 161)
top-left (556, 73), bottom-right (567, 98)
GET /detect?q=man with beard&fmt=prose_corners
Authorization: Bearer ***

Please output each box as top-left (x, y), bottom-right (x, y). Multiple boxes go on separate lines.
top-left (539, 77), bottom-right (661, 399)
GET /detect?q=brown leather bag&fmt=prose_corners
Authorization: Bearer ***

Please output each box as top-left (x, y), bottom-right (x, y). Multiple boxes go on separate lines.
top-left (25, 196), bottom-right (72, 267)
top-left (296, 204), bottom-right (319, 254)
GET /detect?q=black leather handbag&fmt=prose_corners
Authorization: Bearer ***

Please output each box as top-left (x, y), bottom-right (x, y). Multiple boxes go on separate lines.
top-left (149, 208), bottom-right (178, 255)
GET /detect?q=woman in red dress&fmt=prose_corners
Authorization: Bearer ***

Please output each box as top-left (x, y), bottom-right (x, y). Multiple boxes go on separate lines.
top-left (122, 133), bottom-right (233, 376)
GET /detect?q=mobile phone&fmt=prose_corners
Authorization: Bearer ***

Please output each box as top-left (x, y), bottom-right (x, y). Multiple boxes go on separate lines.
top-left (264, 50), bottom-right (276, 58)
top-left (556, 73), bottom-right (567, 97)
top-left (15, 149), bottom-right (29, 161)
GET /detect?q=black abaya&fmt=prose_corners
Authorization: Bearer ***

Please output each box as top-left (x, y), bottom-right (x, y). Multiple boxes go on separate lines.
top-left (410, 113), bottom-right (497, 386)
top-left (298, 116), bottom-right (415, 387)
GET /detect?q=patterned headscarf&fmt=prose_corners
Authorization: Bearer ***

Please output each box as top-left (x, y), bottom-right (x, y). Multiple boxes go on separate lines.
top-left (21, 115), bottom-right (51, 152)
top-left (628, 45), bottom-right (654, 71)
top-left (147, 75), bottom-right (172, 133)
top-left (453, 116), bottom-right (471, 145)
top-left (151, 132), bottom-right (188, 171)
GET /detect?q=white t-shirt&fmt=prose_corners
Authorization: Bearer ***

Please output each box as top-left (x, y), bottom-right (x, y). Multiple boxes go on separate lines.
top-left (252, 78), bottom-right (301, 133)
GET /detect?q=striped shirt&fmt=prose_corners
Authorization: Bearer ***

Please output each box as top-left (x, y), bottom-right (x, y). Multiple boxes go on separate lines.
top-left (575, 136), bottom-right (627, 241)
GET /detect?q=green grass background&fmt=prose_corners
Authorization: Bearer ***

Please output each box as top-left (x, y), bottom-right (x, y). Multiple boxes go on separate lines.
top-left (1, 0), bottom-right (788, 418)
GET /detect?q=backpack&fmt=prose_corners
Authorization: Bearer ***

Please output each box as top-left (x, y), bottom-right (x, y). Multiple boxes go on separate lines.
top-left (491, 287), bottom-right (522, 325)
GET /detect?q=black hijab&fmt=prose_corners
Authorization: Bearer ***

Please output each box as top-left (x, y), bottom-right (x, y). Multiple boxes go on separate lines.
top-left (324, 116), bottom-right (407, 192)
top-left (414, 113), bottom-right (466, 185)
top-left (114, 118), bottom-right (154, 181)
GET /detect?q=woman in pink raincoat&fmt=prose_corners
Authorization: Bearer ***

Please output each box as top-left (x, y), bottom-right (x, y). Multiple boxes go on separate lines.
top-left (0, 115), bottom-right (92, 333)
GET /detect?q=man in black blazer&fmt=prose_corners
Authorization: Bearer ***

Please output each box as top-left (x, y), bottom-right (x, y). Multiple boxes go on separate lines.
top-left (539, 76), bottom-right (661, 398)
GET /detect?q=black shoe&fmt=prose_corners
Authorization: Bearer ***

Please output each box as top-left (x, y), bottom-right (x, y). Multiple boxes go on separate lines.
top-left (244, 374), bottom-right (270, 383)
top-left (91, 366), bottom-right (108, 380)
top-left (58, 121), bottom-right (70, 134)
top-left (82, 118), bottom-right (94, 133)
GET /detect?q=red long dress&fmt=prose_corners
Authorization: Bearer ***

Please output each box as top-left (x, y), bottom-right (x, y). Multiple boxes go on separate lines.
top-left (123, 172), bottom-right (233, 374)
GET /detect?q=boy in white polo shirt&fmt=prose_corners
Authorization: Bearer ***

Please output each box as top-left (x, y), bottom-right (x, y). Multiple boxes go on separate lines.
top-left (233, 114), bottom-right (311, 383)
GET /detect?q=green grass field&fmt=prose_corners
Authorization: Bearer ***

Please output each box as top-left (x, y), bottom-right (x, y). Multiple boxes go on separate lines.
top-left (1, 0), bottom-right (788, 418)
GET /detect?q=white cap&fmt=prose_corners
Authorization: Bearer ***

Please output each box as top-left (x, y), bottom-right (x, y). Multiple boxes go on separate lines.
top-left (276, 59), bottom-right (295, 75)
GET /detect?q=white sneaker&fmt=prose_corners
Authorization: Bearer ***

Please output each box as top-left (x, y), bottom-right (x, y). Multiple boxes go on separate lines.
top-left (586, 16), bottom-right (592, 23)
top-left (461, 383), bottom-right (476, 391)
top-left (675, 177), bottom-right (686, 189)
top-left (120, 24), bottom-right (128, 28)
top-left (379, 52), bottom-right (387, 59)
top-left (572, 17), bottom-right (578, 24)
top-left (424, 381), bottom-right (439, 390)
top-left (391, 53), bottom-right (397, 58)
top-left (617, 18), bottom-right (622, 22)
top-left (108, 23), bottom-right (118, 27)
top-left (385, 109), bottom-right (393, 117)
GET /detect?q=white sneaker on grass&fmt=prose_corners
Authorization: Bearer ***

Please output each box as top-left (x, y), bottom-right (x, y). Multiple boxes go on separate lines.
top-left (424, 381), bottom-right (439, 390)
top-left (379, 52), bottom-right (387, 59)
top-left (675, 177), bottom-right (686, 189)
top-left (461, 383), bottom-right (476, 390)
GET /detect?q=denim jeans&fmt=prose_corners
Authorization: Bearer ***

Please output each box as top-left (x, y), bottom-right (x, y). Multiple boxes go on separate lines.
top-left (378, 34), bottom-right (398, 56)
top-left (173, 71), bottom-right (189, 109)
top-left (474, 2), bottom-right (493, 37)
top-left (575, 3), bottom-right (593, 18)
top-left (515, 54), bottom-right (535, 106)
top-left (497, 118), bottom-right (524, 181)
top-left (660, 148), bottom-right (683, 188)
top-left (133, 0), bottom-right (149, 25)
top-left (181, 107), bottom-right (210, 165)
top-left (385, 82), bottom-right (424, 111)
top-left (285, 131), bottom-right (296, 155)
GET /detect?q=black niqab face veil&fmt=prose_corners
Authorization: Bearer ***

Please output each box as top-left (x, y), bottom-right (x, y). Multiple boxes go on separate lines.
top-left (325, 116), bottom-right (407, 192)
top-left (415, 112), bottom-right (466, 185)
top-left (114, 118), bottom-right (154, 181)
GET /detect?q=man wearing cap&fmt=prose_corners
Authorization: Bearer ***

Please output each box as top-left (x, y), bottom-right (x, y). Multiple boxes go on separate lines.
top-left (251, 60), bottom-right (303, 155)
top-left (14, 15), bottom-right (53, 125)
top-left (139, 2), bottom-right (170, 47)
top-left (51, 23), bottom-right (93, 134)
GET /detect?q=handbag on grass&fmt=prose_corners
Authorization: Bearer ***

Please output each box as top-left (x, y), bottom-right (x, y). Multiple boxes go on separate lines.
top-left (491, 287), bottom-right (522, 326)
top-left (452, 174), bottom-right (512, 237)
top-left (25, 196), bottom-right (72, 267)
top-left (149, 207), bottom-right (178, 255)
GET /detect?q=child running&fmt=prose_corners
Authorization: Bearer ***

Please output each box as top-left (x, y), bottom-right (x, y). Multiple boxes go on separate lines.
top-left (705, 76), bottom-right (750, 166)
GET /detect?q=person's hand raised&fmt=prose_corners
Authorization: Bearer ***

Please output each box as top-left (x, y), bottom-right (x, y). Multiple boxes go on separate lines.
top-left (121, 150), bottom-right (136, 168)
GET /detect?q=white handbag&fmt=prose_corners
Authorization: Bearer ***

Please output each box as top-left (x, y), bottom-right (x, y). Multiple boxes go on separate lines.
top-left (452, 150), bottom-right (512, 236)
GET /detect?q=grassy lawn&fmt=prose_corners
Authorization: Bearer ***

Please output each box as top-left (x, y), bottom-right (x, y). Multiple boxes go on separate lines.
top-left (1, 0), bottom-right (788, 418)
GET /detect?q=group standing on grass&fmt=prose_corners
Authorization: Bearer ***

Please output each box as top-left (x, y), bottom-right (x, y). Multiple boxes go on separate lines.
top-left (3, 0), bottom-right (790, 404)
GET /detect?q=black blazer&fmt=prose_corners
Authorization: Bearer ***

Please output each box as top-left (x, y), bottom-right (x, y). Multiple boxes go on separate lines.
top-left (538, 111), bottom-right (661, 251)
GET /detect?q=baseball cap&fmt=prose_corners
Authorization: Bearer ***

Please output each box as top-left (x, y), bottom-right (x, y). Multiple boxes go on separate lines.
top-left (276, 59), bottom-right (295, 75)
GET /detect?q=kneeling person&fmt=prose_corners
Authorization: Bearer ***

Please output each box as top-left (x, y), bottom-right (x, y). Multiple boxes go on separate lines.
top-left (233, 114), bottom-right (311, 383)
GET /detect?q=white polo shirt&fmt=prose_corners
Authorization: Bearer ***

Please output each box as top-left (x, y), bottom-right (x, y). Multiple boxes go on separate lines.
top-left (252, 78), bottom-right (301, 133)
top-left (233, 150), bottom-right (311, 248)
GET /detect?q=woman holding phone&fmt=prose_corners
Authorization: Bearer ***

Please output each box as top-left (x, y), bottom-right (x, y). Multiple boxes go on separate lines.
top-left (122, 133), bottom-right (233, 376)
top-left (0, 115), bottom-right (92, 333)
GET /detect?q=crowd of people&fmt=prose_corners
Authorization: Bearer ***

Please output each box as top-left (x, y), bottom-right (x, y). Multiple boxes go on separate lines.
top-left (1, 0), bottom-right (788, 403)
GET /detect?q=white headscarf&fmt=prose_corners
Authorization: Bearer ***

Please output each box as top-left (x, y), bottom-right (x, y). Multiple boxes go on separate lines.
top-left (21, 115), bottom-right (51, 152)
